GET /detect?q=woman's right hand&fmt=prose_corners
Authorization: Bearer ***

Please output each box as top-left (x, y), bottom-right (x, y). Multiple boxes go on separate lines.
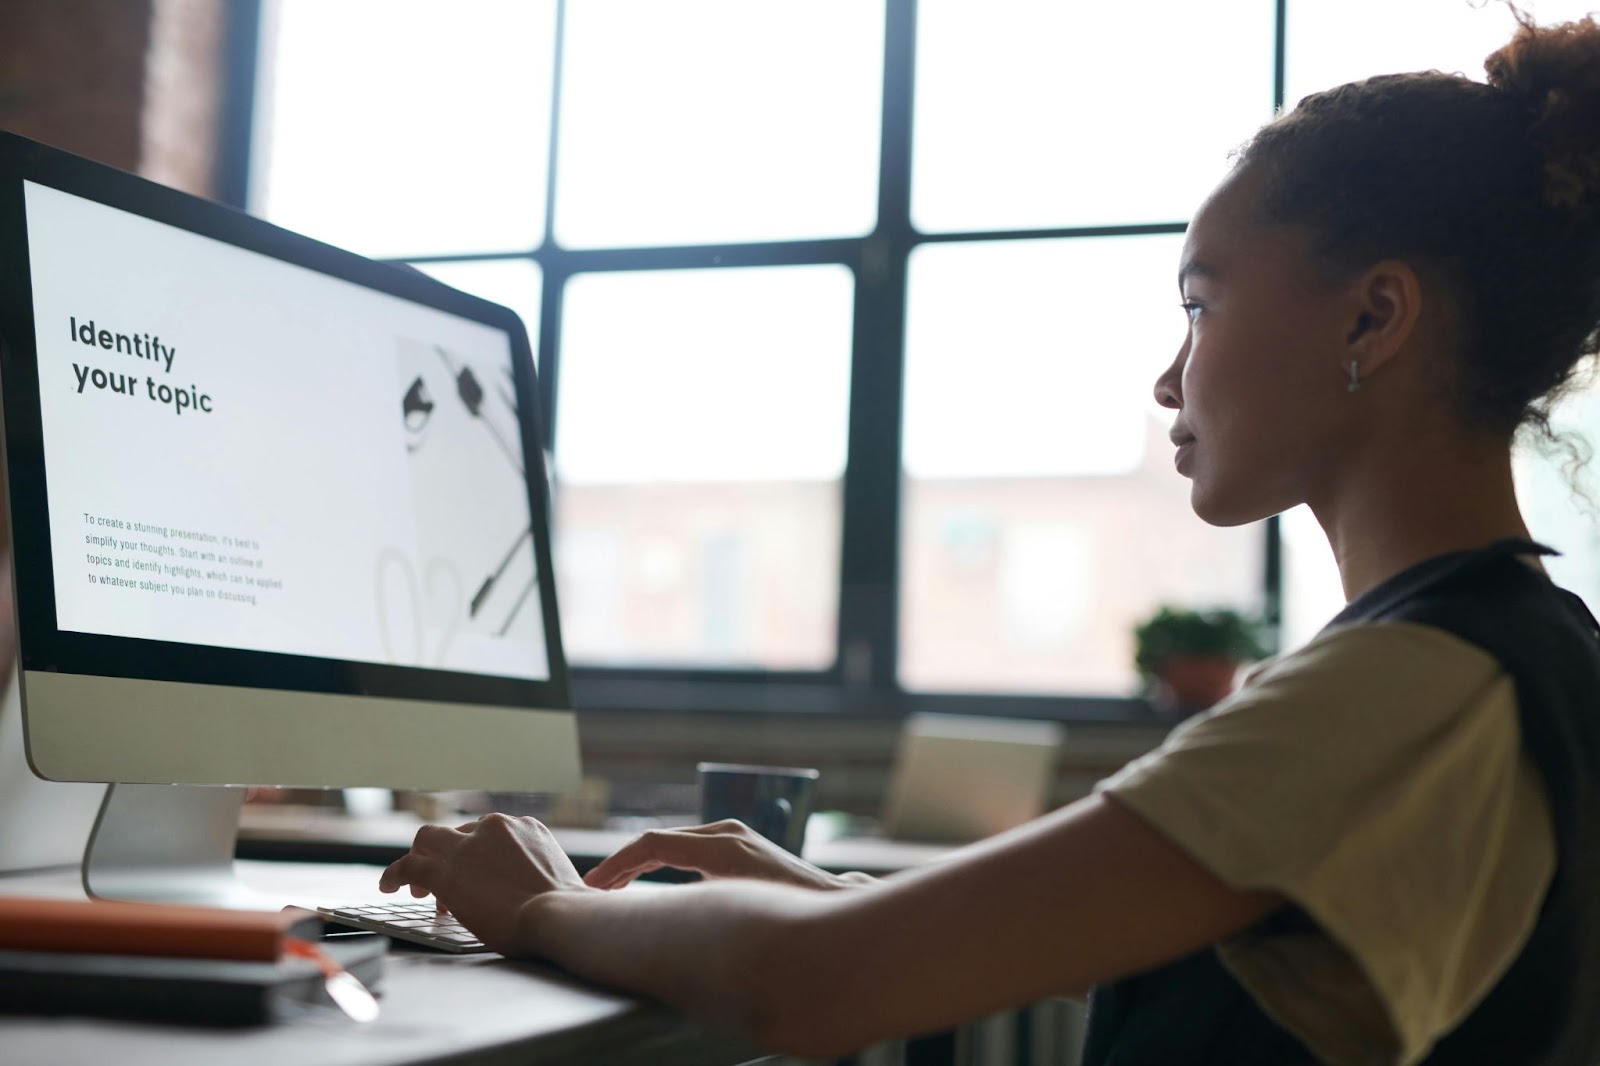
top-left (583, 819), bottom-right (876, 891)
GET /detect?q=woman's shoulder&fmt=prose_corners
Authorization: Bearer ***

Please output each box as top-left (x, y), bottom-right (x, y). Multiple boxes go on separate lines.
top-left (1168, 619), bottom-right (1507, 753)
top-left (1099, 613), bottom-right (1555, 1066)
top-left (1329, 539), bottom-right (1595, 673)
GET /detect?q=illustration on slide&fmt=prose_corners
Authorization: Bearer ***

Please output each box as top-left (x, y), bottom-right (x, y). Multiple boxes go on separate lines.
top-left (388, 338), bottom-right (544, 670)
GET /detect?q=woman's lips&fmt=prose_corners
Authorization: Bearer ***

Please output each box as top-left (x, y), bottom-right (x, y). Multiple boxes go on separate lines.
top-left (1173, 439), bottom-right (1195, 470)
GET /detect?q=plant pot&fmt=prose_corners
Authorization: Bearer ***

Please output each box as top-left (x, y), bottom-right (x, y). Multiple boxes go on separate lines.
top-left (1151, 655), bottom-right (1243, 718)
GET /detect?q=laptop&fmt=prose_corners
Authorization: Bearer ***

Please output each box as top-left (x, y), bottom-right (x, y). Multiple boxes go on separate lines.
top-left (881, 713), bottom-right (1065, 844)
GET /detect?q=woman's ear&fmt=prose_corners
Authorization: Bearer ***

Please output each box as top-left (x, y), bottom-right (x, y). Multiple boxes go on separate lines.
top-left (1345, 259), bottom-right (1424, 380)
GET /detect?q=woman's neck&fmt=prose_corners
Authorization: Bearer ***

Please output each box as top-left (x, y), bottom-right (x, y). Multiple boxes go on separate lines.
top-left (1311, 434), bottom-right (1532, 603)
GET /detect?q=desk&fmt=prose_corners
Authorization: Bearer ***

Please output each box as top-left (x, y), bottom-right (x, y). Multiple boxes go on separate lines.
top-left (236, 806), bottom-right (958, 878)
top-left (231, 810), bottom-right (1086, 1066)
top-left (0, 862), bottom-right (764, 1066)
top-left (4, 817), bottom-right (1082, 1066)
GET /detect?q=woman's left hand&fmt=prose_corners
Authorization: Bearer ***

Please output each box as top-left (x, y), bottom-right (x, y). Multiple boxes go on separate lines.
top-left (584, 819), bottom-right (873, 891)
top-left (378, 813), bottom-right (593, 955)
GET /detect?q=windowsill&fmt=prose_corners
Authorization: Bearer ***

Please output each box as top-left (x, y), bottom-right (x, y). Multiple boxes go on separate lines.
top-left (571, 673), bottom-right (1161, 723)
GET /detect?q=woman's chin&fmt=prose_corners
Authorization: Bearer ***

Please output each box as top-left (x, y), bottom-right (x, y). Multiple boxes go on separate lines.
top-left (1189, 481), bottom-right (1273, 528)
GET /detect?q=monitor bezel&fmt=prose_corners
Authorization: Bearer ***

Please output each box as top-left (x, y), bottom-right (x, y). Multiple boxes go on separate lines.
top-left (0, 131), bottom-right (571, 713)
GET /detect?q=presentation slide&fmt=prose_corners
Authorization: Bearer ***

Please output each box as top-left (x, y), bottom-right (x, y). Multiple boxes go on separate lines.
top-left (23, 181), bottom-right (549, 681)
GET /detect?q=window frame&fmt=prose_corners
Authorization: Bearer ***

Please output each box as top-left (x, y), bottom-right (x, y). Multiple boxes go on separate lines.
top-left (225, 0), bottom-right (1291, 722)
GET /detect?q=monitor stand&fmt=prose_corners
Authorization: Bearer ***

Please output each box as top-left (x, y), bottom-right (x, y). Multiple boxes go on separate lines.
top-left (82, 782), bottom-right (267, 907)
top-left (0, 673), bottom-right (104, 873)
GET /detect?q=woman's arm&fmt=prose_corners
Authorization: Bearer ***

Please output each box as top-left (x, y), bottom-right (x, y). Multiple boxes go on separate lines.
top-left (381, 796), bottom-right (1281, 1057)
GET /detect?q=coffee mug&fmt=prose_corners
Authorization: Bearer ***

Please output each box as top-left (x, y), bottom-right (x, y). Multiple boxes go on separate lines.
top-left (696, 762), bottom-right (819, 856)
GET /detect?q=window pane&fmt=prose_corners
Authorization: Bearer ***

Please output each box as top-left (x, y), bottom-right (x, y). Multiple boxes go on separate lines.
top-left (1286, 0), bottom-right (1598, 105)
top-left (899, 236), bottom-right (1262, 695)
top-left (1517, 366), bottom-right (1600, 617)
top-left (254, 0), bottom-right (556, 258)
top-left (413, 259), bottom-right (543, 363)
top-left (1280, 504), bottom-right (1346, 651)
top-left (912, 0), bottom-right (1274, 234)
top-left (1282, 0), bottom-right (1600, 646)
top-left (554, 1), bottom-right (884, 248)
top-left (553, 265), bottom-right (853, 669)
top-left (904, 237), bottom-right (1182, 479)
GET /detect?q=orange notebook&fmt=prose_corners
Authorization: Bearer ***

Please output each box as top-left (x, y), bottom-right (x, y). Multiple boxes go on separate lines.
top-left (0, 897), bottom-right (322, 961)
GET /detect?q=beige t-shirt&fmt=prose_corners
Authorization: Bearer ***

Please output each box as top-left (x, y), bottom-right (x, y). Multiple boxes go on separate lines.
top-left (1097, 621), bottom-right (1555, 1066)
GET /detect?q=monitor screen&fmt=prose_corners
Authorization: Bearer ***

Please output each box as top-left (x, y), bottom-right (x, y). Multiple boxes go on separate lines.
top-left (0, 132), bottom-right (576, 795)
top-left (25, 180), bottom-right (549, 683)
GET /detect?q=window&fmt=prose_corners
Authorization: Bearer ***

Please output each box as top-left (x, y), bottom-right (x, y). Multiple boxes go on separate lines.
top-left (553, 1), bottom-right (884, 248)
top-left (1285, 0), bottom-right (1600, 106)
top-left (910, 1), bottom-right (1273, 233)
top-left (1277, 0), bottom-right (1600, 645)
top-left (246, 0), bottom-right (1600, 716)
top-left (252, 0), bottom-right (557, 259)
top-left (899, 235), bottom-right (1260, 695)
top-left (554, 264), bottom-right (853, 669)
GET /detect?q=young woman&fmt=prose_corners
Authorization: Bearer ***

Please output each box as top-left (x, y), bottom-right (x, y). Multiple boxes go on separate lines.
top-left (380, 14), bottom-right (1600, 1064)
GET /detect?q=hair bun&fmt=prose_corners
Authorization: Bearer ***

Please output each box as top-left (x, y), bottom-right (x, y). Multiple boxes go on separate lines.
top-left (1485, 13), bottom-right (1600, 212)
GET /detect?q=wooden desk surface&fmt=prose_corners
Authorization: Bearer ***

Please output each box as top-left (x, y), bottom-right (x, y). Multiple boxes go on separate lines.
top-left (237, 806), bottom-right (957, 878)
top-left (0, 862), bottom-right (763, 1066)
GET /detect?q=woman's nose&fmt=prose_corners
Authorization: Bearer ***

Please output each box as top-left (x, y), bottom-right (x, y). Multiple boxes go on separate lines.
top-left (1153, 348), bottom-right (1185, 410)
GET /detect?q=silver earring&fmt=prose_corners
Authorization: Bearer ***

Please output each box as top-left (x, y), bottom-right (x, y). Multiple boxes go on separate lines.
top-left (1347, 361), bottom-right (1361, 393)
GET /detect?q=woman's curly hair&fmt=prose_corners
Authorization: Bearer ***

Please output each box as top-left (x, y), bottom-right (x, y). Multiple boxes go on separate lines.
top-left (1237, 11), bottom-right (1600, 443)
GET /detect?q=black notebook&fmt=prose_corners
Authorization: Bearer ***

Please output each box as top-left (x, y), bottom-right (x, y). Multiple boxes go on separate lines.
top-left (0, 933), bottom-right (386, 1026)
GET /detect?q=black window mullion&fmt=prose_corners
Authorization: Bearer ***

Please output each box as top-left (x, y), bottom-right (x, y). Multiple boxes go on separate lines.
top-left (536, 258), bottom-right (565, 451)
top-left (919, 221), bottom-right (1187, 245)
top-left (536, 0), bottom-right (568, 449)
top-left (1262, 0), bottom-right (1289, 650)
top-left (836, 0), bottom-right (917, 690)
top-left (1273, 0), bottom-right (1289, 114)
top-left (213, 0), bottom-right (263, 211)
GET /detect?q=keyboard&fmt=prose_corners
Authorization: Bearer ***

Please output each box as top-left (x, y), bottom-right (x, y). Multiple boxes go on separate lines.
top-left (317, 901), bottom-right (491, 953)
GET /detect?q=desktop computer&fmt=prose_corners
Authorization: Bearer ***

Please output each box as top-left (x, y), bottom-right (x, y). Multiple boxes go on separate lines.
top-left (0, 131), bottom-right (580, 904)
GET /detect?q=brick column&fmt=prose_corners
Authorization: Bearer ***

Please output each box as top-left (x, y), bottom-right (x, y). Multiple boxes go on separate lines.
top-left (0, 0), bottom-right (157, 172)
top-left (0, 0), bottom-right (231, 199)
top-left (141, 0), bottom-right (228, 198)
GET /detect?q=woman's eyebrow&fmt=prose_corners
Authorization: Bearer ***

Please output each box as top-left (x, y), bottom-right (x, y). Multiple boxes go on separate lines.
top-left (1177, 258), bottom-right (1219, 288)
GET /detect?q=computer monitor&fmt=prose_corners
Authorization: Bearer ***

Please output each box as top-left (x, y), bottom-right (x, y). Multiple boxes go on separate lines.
top-left (0, 131), bottom-right (580, 903)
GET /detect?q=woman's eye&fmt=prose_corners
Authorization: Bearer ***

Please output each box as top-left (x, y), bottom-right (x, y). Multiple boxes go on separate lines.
top-left (1180, 301), bottom-right (1204, 321)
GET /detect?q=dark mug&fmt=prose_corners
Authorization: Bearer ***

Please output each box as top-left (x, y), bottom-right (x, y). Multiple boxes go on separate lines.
top-left (696, 762), bottom-right (819, 856)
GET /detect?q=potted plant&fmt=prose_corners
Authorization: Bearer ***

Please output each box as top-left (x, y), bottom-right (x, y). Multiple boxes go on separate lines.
top-left (1133, 606), bottom-right (1269, 720)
